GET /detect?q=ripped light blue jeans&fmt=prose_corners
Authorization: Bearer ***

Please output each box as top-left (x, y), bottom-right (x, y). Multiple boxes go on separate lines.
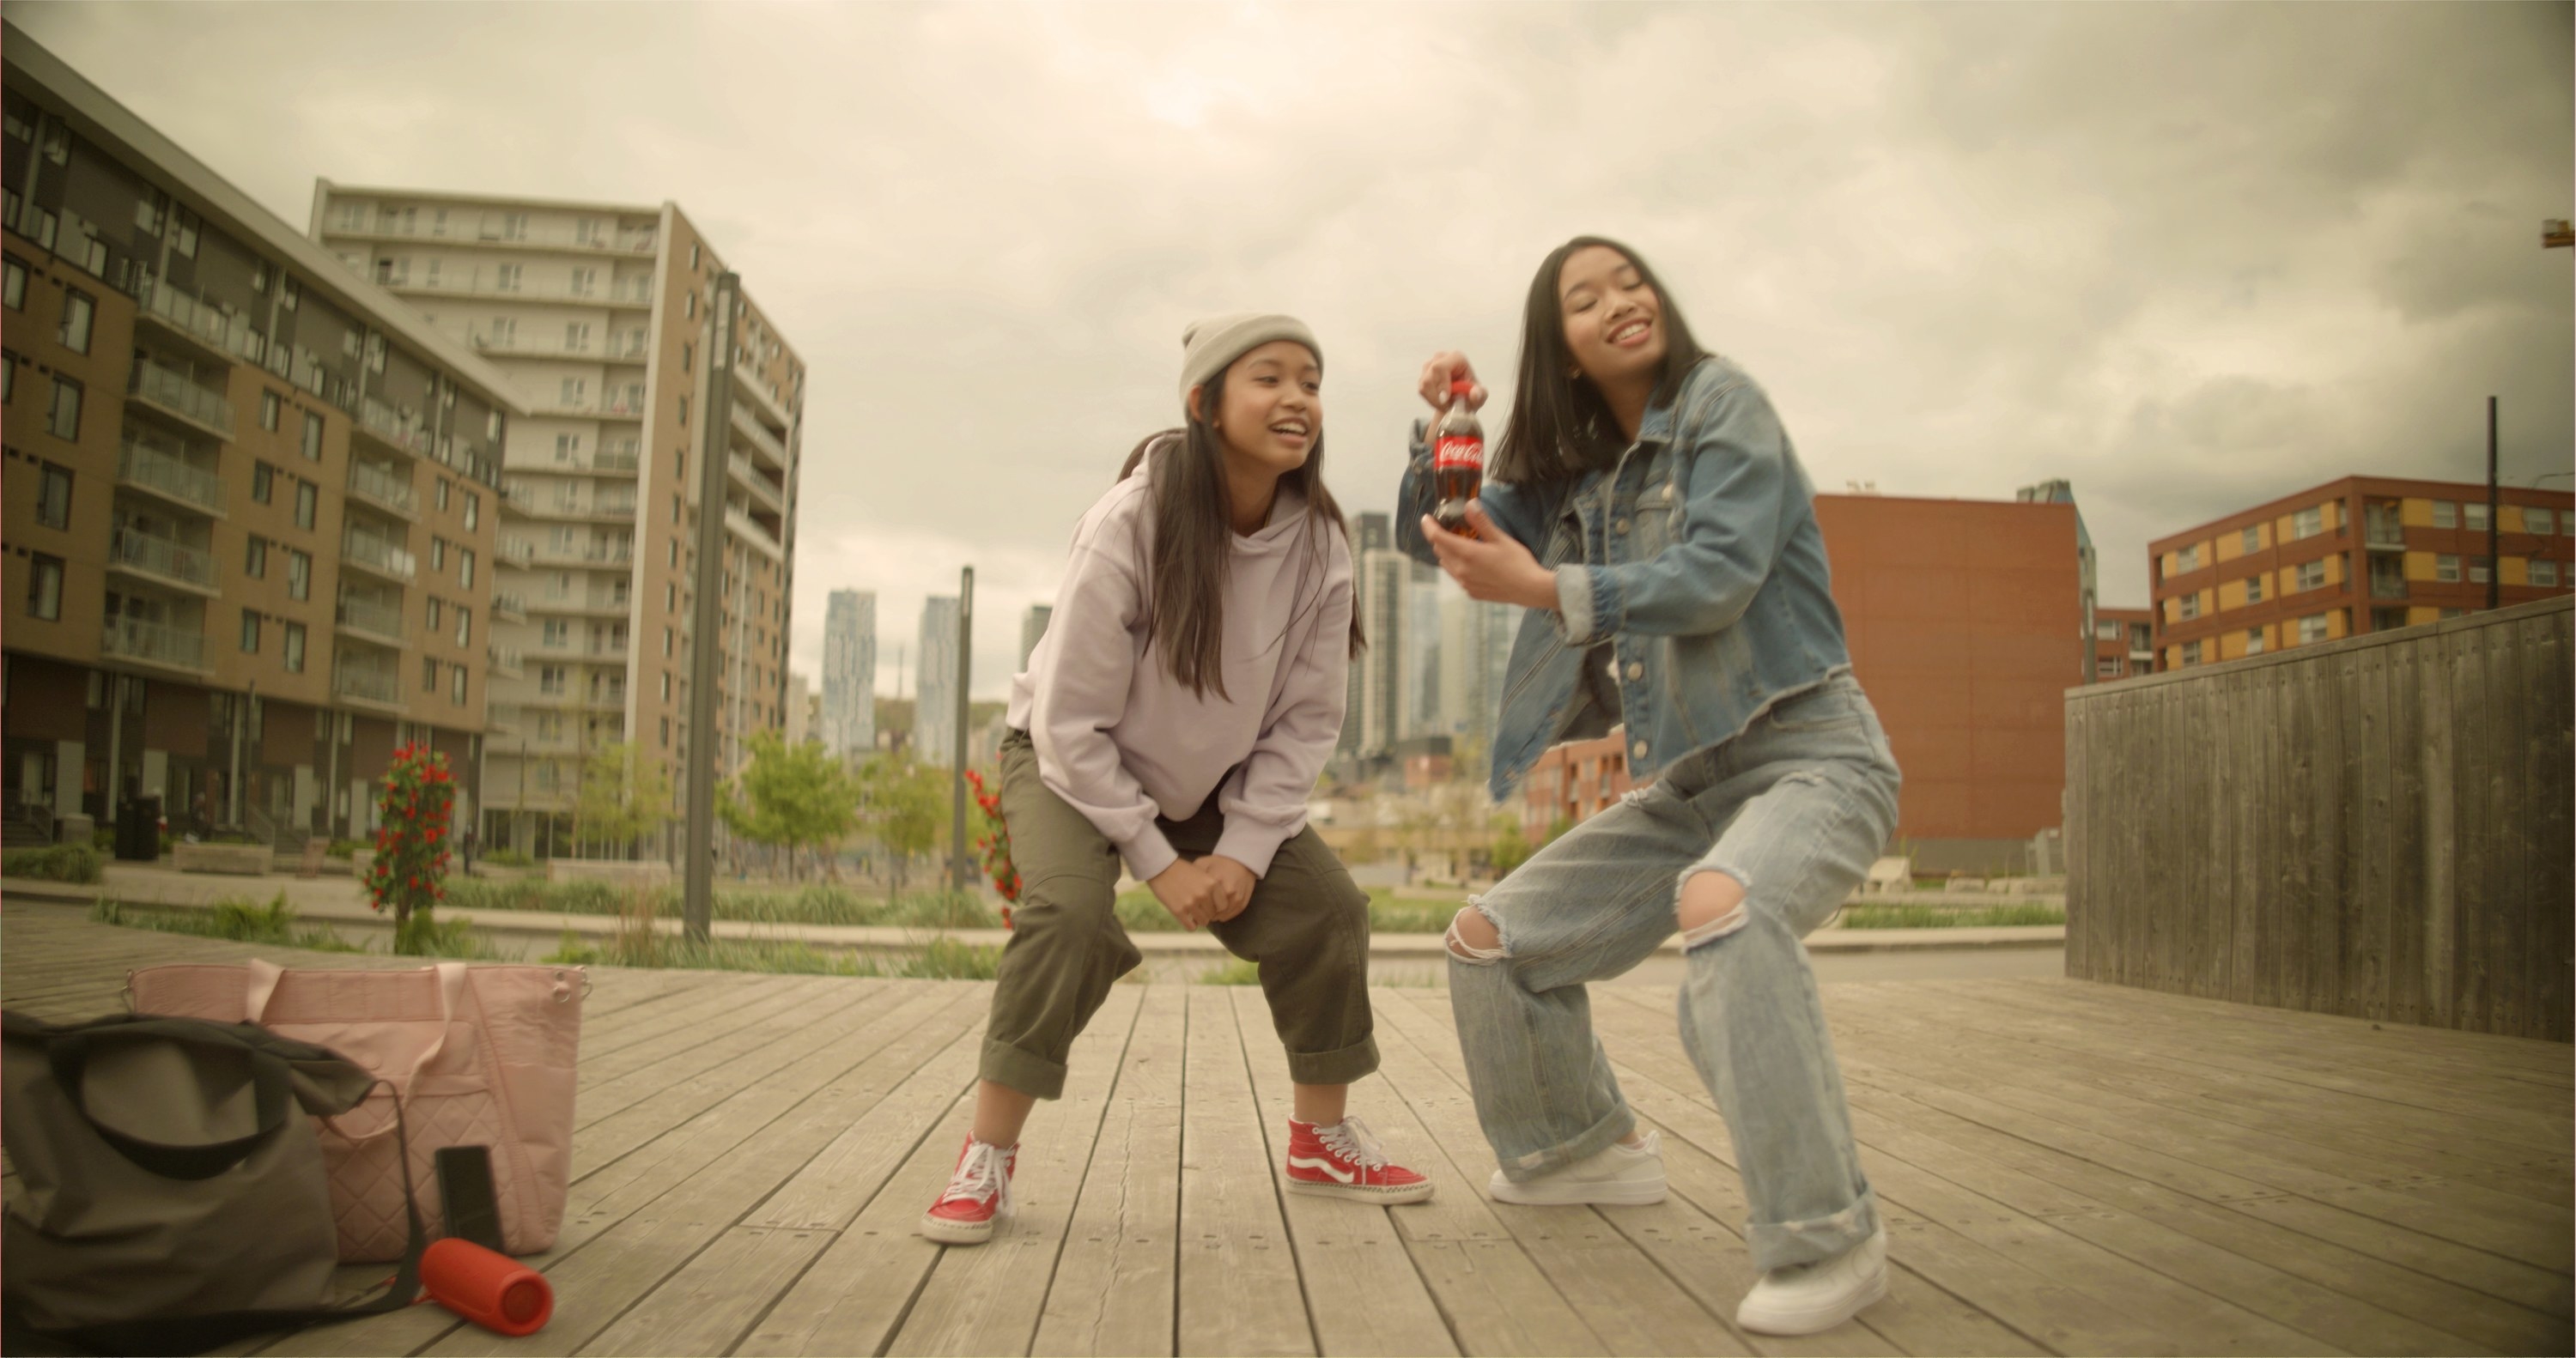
top-left (1449, 672), bottom-right (1901, 1271)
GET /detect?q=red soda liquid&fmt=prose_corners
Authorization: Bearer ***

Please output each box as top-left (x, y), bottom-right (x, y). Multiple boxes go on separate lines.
top-left (1432, 380), bottom-right (1483, 538)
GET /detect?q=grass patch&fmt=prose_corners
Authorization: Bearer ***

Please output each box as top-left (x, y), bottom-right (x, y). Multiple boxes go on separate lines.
top-left (1115, 887), bottom-right (1455, 935)
top-left (6, 843), bottom-right (104, 883)
top-left (443, 878), bottom-right (1005, 930)
top-left (1198, 956), bottom-right (1262, 986)
top-left (538, 927), bottom-right (1001, 979)
top-left (1839, 904), bottom-right (2065, 929)
top-left (90, 894), bottom-right (367, 953)
top-left (482, 846), bottom-right (535, 867)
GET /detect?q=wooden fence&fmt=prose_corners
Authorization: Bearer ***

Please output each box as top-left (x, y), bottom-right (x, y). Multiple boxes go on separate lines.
top-left (2065, 595), bottom-right (2572, 1041)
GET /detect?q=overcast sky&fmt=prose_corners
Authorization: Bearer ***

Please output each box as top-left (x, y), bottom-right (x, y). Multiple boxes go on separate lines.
top-left (18, 2), bottom-right (2572, 698)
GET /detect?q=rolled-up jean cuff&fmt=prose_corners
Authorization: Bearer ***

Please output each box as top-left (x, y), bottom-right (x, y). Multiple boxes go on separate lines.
top-left (1746, 1183), bottom-right (1881, 1273)
top-left (1283, 1034), bottom-right (1381, 1087)
top-left (979, 1037), bottom-right (1068, 1100)
top-left (1495, 1102), bottom-right (1637, 1184)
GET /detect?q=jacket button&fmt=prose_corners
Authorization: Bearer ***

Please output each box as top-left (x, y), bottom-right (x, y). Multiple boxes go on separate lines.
top-left (1625, 661), bottom-right (1643, 681)
top-left (1632, 740), bottom-right (1649, 760)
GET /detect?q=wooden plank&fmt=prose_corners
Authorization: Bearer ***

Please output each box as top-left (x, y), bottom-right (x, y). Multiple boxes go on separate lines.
top-left (1030, 984), bottom-right (1188, 1358)
top-left (2385, 636), bottom-right (2431, 1027)
top-left (1227, 987), bottom-right (1460, 1358)
top-left (2312, 648), bottom-right (2351, 1016)
top-left (576, 974), bottom-right (846, 1096)
top-left (2483, 619), bottom-right (2533, 1038)
top-left (1365, 991), bottom-right (1750, 1356)
top-left (875, 986), bottom-right (1144, 1356)
top-left (2231, 670), bottom-right (2266, 1005)
top-left (1179, 986), bottom-right (1315, 1356)
top-left (2424, 626), bottom-right (2464, 1027)
top-left (2527, 611), bottom-right (2575, 1041)
top-left (2351, 644), bottom-right (2393, 1022)
top-left (2065, 691), bottom-right (2093, 980)
top-left (2007, 974), bottom-right (2571, 1081)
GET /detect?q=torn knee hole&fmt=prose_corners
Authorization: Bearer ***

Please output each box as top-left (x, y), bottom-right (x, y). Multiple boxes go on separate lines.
top-left (1446, 905), bottom-right (1506, 963)
top-left (1677, 871), bottom-right (1749, 947)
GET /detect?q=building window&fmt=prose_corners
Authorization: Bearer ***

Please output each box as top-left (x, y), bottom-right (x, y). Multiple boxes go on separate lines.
top-left (27, 553), bottom-right (63, 620)
top-left (565, 322), bottom-right (590, 350)
top-left (690, 243), bottom-right (701, 270)
top-left (283, 622), bottom-right (306, 673)
top-left (423, 657), bottom-right (439, 693)
top-left (542, 619), bottom-right (568, 647)
top-left (457, 608), bottom-right (471, 646)
top-left (2180, 640), bottom-right (2202, 666)
top-left (252, 462), bottom-right (275, 503)
top-left (459, 549), bottom-right (475, 588)
top-left (288, 549), bottom-right (310, 600)
top-left (240, 610), bottom-right (262, 653)
top-left (431, 538), bottom-right (447, 572)
top-left (452, 667), bottom-right (467, 704)
top-left (2525, 506), bottom-right (2555, 537)
top-left (682, 341), bottom-right (693, 373)
top-left (245, 536), bottom-right (268, 577)
top-left (2174, 543), bottom-right (2203, 573)
top-left (2097, 658), bottom-right (2123, 679)
top-left (435, 477), bottom-right (450, 512)
top-left (556, 433), bottom-right (580, 461)
top-left (684, 291), bottom-right (696, 320)
top-left (2437, 554), bottom-right (2460, 582)
top-left (463, 492), bottom-right (479, 530)
top-left (259, 391), bottom-right (282, 431)
top-left (2295, 560), bottom-right (2325, 591)
top-left (2245, 573), bottom-right (2265, 604)
top-left (3, 349), bottom-right (14, 403)
top-left (2470, 561), bottom-right (2490, 585)
top-left (36, 463), bottom-right (71, 529)
top-left (539, 665), bottom-right (566, 695)
top-left (661, 672), bottom-right (672, 700)
top-left (559, 378), bottom-right (586, 406)
top-left (173, 206), bottom-right (199, 258)
top-left (2177, 594), bottom-right (2201, 621)
top-left (301, 411), bottom-right (323, 461)
top-left (663, 627), bottom-right (674, 658)
top-left (2291, 506), bottom-right (2324, 540)
top-left (661, 717), bottom-right (671, 748)
top-left (665, 583), bottom-right (677, 610)
top-left (428, 597), bottom-right (444, 631)
top-left (2245, 629), bottom-right (2266, 656)
top-left (2, 255), bottom-right (23, 309)
top-left (46, 376), bottom-right (82, 440)
top-left (2464, 502), bottom-right (2490, 532)
top-left (496, 264), bottom-right (522, 293)
top-left (2432, 500), bottom-right (2458, 529)
top-left (57, 288), bottom-right (93, 353)
top-left (2297, 614), bottom-right (2330, 645)
top-left (2532, 559), bottom-right (2561, 588)
top-left (2239, 525), bottom-right (2261, 554)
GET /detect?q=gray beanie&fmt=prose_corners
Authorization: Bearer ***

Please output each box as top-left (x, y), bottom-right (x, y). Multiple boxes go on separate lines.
top-left (1179, 312), bottom-right (1321, 409)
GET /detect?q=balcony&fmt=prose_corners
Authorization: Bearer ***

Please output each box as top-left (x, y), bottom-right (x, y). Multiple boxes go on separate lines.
top-left (730, 364), bottom-right (793, 433)
top-left (116, 436), bottom-right (225, 517)
top-left (729, 402), bottom-right (790, 469)
top-left (489, 645), bottom-right (525, 678)
top-left (340, 530), bottom-right (417, 583)
top-left (494, 591), bottom-right (528, 622)
top-left (126, 360), bottom-right (234, 440)
top-left (355, 397), bottom-right (434, 459)
top-left (101, 616), bottom-right (210, 674)
top-left (134, 275), bottom-right (237, 365)
top-left (726, 506), bottom-right (784, 561)
top-left (495, 537), bottom-right (533, 568)
top-left (592, 446), bottom-right (641, 474)
top-left (334, 594), bottom-right (406, 646)
top-left (331, 662), bottom-right (404, 712)
top-left (730, 454), bottom-right (784, 512)
top-left (603, 336), bottom-right (650, 364)
top-left (345, 461), bottom-right (418, 519)
top-left (530, 591), bottom-right (632, 618)
top-left (107, 527), bottom-right (219, 596)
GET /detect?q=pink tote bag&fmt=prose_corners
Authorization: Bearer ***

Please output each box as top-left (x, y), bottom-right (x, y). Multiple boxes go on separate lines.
top-left (127, 960), bottom-right (584, 1261)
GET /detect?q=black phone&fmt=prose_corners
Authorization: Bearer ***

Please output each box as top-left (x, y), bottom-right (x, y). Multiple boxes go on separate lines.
top-left (434, 1144), bottom-right (507, 1253)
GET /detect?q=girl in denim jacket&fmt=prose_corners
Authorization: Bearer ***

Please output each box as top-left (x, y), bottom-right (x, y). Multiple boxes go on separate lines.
top-left (1398, 237), bottom-right (1902, 1337)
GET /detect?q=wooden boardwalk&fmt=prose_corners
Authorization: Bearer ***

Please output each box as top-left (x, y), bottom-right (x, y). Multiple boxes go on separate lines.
top-left (4, 903), bottom-right (2568, 1356)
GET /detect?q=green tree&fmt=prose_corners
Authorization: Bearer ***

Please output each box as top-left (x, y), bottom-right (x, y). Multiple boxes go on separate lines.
top-left (720, 731), bottom-right (860, 880)
top-left (1489, 813), bottom-right (1533, 879)
top-left (857, 753), bottom-right (947, 895)
top-left (574, 743), bottom-right (671, 859)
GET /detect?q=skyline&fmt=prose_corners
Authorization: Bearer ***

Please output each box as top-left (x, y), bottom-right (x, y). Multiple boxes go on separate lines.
top-left (17, 2), bottom-right (2570, 700)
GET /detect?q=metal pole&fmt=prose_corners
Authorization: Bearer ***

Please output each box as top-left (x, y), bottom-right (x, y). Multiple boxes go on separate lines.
top-left (683, 272), bottom-right (741, 945)
top-left (2485, 396), bottom-right (2500, 612)
top-left (951, 566), bottom-right (974, 893)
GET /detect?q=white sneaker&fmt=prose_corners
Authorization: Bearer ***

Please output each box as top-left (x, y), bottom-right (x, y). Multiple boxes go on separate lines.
top-left (1486, 1131), bottom-right (1668, 1206)
top-left (1735, 1223), bottom-right (1888, 1336)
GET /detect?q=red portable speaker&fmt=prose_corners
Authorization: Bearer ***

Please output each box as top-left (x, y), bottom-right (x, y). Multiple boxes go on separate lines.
top-left (420, 1238), bottom-right (552, 1337)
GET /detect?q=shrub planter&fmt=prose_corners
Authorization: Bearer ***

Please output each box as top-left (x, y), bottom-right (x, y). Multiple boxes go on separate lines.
top-left (174, 842), bottom-right (270, 876)
top-left (548, 858), bottom-right (672, 889)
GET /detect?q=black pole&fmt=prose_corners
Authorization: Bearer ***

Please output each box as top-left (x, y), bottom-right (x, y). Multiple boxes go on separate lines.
top-left (2486, 396), bottom-right (2500, 612)
top-left (951, 566), bottom-right (974, 893)
top-left (683, 272), bottom-right (742, 945)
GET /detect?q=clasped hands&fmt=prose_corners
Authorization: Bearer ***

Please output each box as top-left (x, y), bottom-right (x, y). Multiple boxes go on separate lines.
top-left (1148, 854), bottom-right (1255, 931)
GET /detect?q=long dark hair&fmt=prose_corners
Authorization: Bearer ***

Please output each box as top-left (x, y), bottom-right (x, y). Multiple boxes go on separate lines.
top-left (1115, 362), bottom-right (1365, 700)
top-left (1491, 235), bottom-right (1707, 486)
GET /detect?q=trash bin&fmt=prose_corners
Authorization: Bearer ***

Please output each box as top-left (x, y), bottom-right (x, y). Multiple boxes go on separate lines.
top-left (116, 796), bottom-right (162, 861)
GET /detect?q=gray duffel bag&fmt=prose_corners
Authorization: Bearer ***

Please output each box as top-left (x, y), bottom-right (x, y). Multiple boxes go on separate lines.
top-left (3, 1009), bottom-right (425, 1355)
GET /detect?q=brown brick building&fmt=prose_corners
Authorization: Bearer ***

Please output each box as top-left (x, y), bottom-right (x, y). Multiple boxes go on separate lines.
top-left (2149, 477), bottom-right (2575, 670)
top-left (2094, 606), bottom-right (2155, 682)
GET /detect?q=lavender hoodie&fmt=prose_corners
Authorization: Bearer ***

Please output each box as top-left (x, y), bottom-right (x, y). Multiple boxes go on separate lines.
top-left (1005, 466), bottom-right (1353, 882)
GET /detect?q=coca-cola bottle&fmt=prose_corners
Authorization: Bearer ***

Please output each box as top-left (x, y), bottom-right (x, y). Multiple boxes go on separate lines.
top-left (1431, 379), bottom-right (1484, 537)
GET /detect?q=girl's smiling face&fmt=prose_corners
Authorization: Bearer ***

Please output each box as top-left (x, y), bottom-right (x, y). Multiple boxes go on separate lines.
top-left (1558, 244), bottom-right (1668, 388)
top-left (1202, 340), bottom-right (1321, 477)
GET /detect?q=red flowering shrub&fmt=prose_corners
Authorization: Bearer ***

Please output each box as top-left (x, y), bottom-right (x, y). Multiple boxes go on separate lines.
top-left (963, 768), bottom-right (1018, 930)
top-left (367, 742), bottom-right (455, 953)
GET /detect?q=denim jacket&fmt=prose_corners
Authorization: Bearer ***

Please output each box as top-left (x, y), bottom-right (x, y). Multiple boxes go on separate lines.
top-left (1397, 354), bottom-right (1852, 801)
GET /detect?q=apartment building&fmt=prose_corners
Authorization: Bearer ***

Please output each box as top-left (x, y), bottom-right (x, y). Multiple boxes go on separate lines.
top-left (2, 29), bottom-right (520, 850)
top-left (822, 588), bottom-right (875, 761)
top-left (309, 183), bottom-right (805, 856)
top-left (2093, 606), bottom-right (2156, 682)
top-left (2148, 477), bottom-right (2575, 670)
top-left (915, 596), bottom-right (961, 768)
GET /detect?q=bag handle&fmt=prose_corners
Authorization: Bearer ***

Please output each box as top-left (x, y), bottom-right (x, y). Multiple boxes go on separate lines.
top-left (39, 1020), bottom-right (296, 1181)
top-left (247, 958), bottom-right (471, 1089)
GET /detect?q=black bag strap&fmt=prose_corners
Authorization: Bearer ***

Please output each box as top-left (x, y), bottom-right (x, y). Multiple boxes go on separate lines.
top-left (41, 1022), bottom-right (296, 1180)
top-left (4, 1009), bottom-right (437, 1357)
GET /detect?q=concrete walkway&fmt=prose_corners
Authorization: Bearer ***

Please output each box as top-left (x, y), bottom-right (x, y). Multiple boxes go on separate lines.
top-left (6, 864), bottom-right (2066, 956)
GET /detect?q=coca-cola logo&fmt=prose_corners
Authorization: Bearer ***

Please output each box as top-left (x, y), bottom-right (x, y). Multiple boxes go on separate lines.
top-left (1435, 435), bottom-right (1484, 470)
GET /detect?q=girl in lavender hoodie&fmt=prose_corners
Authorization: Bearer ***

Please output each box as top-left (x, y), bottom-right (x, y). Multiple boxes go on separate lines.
top-left (922, 314), bottom-right (1435, 1246)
